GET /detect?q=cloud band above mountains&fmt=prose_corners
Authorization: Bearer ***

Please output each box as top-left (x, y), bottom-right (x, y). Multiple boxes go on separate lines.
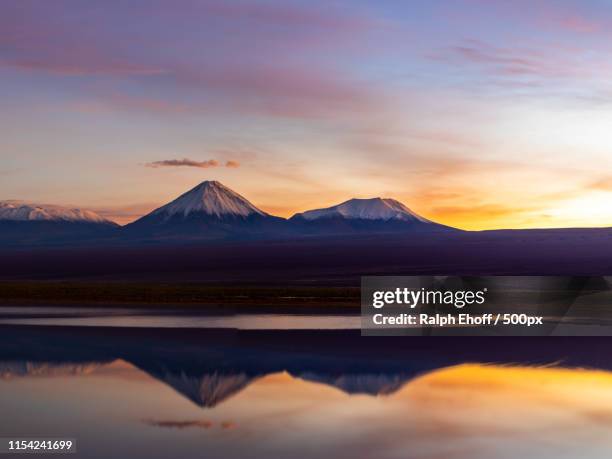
top-left (145, 159), bottom-right (240, 169)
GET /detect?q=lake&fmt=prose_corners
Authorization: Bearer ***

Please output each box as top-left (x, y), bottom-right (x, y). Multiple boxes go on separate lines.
top-left (0, 306), bottom-right (361, 329)
top-left (1, 309), bottom-right (612, 458)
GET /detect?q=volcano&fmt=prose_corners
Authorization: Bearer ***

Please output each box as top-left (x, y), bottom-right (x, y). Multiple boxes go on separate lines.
top-left (290, 197), bottom-right (454, 234)
top-left (124, 181), bottom-right (287, 240)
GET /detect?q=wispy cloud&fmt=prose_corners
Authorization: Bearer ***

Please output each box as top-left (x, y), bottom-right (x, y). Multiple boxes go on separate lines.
top-left (461, 0), bottom-right (607, 35)
top-left (588, 177), bottom-right (612, 191)
top-left (426, 36), bottom-right (612, 109)
top-left (0, 0), bottom-right (380, 120)
top-left (543, 10), bottom-right (601, 33)
top-left (430, 40), bottom-right (579, 79)
top-left (145, 158), bottom-right (240, 169)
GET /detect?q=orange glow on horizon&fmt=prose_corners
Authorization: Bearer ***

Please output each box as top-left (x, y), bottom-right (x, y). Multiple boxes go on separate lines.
top-left (100, 187), bottom-right (612, 231)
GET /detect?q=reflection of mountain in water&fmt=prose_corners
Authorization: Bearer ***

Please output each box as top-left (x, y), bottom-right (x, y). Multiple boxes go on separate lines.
top-left (129, 361), bottom-right (414, 407)
top-left (146, 369), bottom-right (414, 406)
top-left (292, 372), bottom-right (409, 396)
top-left (2, 325), bottom-right (612, 409)
top-left (0, 361), bottom-right (102, 379)
top-left (0, 357), bottom-right (414, 407)
top-left (146, 369), bottom-right (257, 408)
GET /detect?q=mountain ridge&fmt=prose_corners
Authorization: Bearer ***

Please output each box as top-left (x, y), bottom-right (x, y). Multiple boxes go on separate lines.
top-left (0, 200), bottom-right (116, 225)
top-left (291, 197), bottom-right (432, 223)
top-left (0, 181), bottom-right (460, 244)
top-left (123, 180), bottom-right (452, 239)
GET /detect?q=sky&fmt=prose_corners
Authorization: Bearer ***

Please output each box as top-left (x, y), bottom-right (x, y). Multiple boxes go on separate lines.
top-left (2, 0), bottom-right (612, 229)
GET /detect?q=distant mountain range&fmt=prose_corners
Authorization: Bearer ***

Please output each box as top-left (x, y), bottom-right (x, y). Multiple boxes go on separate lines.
top-left (0, 181), bottom-right (453, 245)
top-left (0, 358), bottom-right (418, 409)
top-left (0, 200), bottom-right (113, 223)
top-left (0, 200), bottom-right (119, 245)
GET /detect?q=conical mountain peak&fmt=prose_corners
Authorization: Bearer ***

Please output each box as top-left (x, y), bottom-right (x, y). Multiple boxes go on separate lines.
top-left (151, 181), bottom-right (267, 219)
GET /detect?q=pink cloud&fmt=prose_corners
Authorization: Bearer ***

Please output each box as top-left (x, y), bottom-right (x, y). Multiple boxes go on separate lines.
top-left (146, 159), bottom-right (220, 169)
top-left (433, 41), bottom-right (577, 79)
top-left (144, 158), bottom-right (241, 169)
top-left (552, 14), bottom-right (601, 33)
top-left (429, 38), bottom-right (612, 95)
top-left (0, 1), bottom-right (379, 120)
top-left (461, 0), bottom-right (605, 35)
top-left (71, 66), bottom-right (375, 120)
top-left (535, 2), bottom-right (603, 34)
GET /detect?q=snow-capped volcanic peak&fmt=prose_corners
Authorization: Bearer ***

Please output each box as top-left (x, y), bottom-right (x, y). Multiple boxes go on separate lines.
top-left (152, 181), bottom-right (267, 219)
top-left (295, 198), bottom-right (432, 222)
top-left (0, 200), bottom-right (112, 224)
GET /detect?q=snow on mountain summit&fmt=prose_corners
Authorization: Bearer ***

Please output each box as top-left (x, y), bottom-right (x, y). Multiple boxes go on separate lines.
top-left (0, 200), bottom-right (113, 224)
top-left (151, 181), bottom-right (267, 219)
top-left (293, 198), bottom-right (432, 223)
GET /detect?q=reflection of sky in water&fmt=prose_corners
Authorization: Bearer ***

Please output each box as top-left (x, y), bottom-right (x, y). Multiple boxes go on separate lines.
top-left (0, 307), bottom-right (360, 329)
top-left (4, 304), bottom-right (612, 333)
top-left (2, 361), bottom-right (612, 459)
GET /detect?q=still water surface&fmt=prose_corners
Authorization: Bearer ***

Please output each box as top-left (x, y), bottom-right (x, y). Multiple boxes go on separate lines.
top-left (2, 360), bottom-right (612, 459)
top-left (0, 306), bottom-right (360, 329)
top-left (1, 310), bottom-right (612, 458)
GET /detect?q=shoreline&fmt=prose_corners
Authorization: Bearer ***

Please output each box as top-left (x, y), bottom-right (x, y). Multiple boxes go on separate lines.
top-left (0, 281), bottom-right (360, 312)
